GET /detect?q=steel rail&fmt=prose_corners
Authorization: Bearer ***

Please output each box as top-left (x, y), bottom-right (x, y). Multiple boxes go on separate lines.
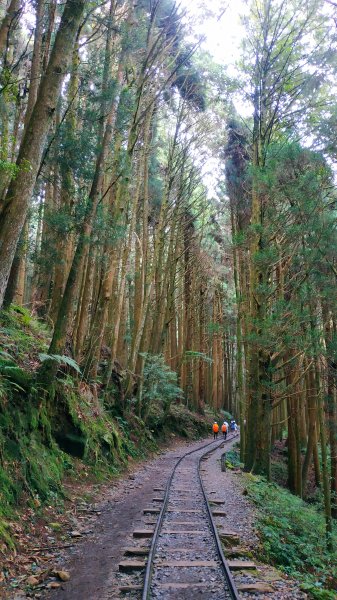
top-left (198, 436), bottom-right (239, 599)
top-left (142, 433), bottom-right (240, 600)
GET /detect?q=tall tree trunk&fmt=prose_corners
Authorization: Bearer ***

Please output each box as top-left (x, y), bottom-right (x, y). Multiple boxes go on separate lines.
top-left (316, 357), bottom-right (333, 550)
top-left (323, 307), bottom-right (337, 519)
top-left (24, 0), bottom-right (45, 126)
top-left (245, 115), bottom-right (272, 476)
top-left (0, 0), bottom-right (85, 308)
top-left (3, 0), bottom-right (45, 306)
top-left (0, 0), bottom-right (20, 58)
top-left (48, 44), bottom-right (79, 323)
top-left (302, 361), bottom-right (318, 495)
top-left (309, 296), bottom-right (333, 549)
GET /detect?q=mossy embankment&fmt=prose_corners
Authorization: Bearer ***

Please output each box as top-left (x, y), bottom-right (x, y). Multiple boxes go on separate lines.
top-left (0, 306), bottom-right (212, 551)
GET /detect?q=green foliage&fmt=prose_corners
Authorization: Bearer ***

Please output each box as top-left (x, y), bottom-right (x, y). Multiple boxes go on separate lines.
top-left (0, 160), bottom-right (19, 178)
top-left (140, 353), bottom-right (184, 425)
top-left (246, 474), bottom-right (337, 598)
top-left (0, 350), bottom-right (32, 394)
top-left (0, 517), bottom-right (15, 550)
top-left (163, 403), bottom-right (210, 439)
top-left (173, 62), bottom-right (206, 111)
top-left (38, 353), bottom-right (81, 374)
top-left (183, 350), bottom-right (212, 364)
top-left (225, 449), bottom-right (241, 469)
top-left (10, 304), bottom-right (33, 325)
top-left (299, 583), bottom-right (337, 600)
top-left (0, 307), bottom-right (48, 366)
top-left (0, 411), bottom-right (66, 520)
top-left (55, 379), bottom-right (122, 467)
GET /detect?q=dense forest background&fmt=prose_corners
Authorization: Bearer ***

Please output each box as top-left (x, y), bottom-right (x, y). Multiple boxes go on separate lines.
top-left (0, 0), bottom-right (336, 566)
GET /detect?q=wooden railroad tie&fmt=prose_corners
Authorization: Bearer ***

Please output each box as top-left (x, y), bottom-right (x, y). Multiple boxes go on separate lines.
top-left (119, 585), bottom-right (143, 593)
top-left (224, 546), bottom-right (251, 558)
top-left (165, 521), bottom-right (198, 526)
top-left (227, 560), bottom-right (256, 570)
top-left (163, 547), bottom-right (210, 553)
top-left (119, 561), bottom-right (146, 572)
top-left (161, 530), bottom-right (207, 535)
top-left (156, 583), bottom-right (209, 589)
top-left (143, 507), bottom-right (160, 514)
top-left (124, 547), bottom-right (149, 556)
top-left (219, 530), bottom-right (240, 543)
top-left (133, 529), bottom-right (154, 538)
top-left (212, 509), bottom-right (227, 516)
top-left (157, 560), bottom-right (218, 568)
top-left (167, 508), bottom-right (202, 513)
top-left (237, 583), bottom-right (274, 593)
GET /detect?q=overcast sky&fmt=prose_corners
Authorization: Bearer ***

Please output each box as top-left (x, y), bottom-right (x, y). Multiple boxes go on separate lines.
top-left (181, 0), bottom-right (247, 66)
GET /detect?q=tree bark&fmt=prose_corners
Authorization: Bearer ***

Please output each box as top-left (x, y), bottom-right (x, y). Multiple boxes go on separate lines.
top-left (323, 307), bottom-right (337, 519)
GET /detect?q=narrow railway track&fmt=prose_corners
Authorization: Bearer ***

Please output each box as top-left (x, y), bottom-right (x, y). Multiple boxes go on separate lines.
top-left (119, 434), bottom-right (240, 599)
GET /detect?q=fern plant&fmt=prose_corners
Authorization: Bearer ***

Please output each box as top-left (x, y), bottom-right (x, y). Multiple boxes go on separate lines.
top-left (38, 354), bottom-right (81, 374)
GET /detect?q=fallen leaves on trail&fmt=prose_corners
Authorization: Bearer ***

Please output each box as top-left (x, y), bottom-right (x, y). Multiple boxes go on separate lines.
top-left (0, 474), bottom-right (109, 597)
top-left (70, 530), bottom-right (82, 537)
top-left (47, 581), bottom-right (61, 589)
top-left (26, 575), bottom-right (39, 586)
top-left (54, 570), bottom-right (70, 582)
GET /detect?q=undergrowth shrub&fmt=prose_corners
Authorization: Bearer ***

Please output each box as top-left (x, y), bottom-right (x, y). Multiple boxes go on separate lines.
top-left (225, 448), bottom-right (241, 469)
top-left (139, 353), bottom-right (183, 427)
top-left (0, 307), bottom-right (48, 365)
top-left (54, 378), bottom-right (124, 470)
top-left (246, 475), bottom-right (337, 599)
top-left (163, 404), bottom-right (210, 438)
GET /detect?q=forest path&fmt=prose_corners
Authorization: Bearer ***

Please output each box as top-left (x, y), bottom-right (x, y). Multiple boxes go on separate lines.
top-left (40, 437), bottom-right (306, 600)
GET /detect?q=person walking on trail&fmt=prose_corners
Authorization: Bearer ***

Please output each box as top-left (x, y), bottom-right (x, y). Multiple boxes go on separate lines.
top-left (221, 422), bottom-right (228, 439)
top-left (212, 421), bottom-right (219, 440)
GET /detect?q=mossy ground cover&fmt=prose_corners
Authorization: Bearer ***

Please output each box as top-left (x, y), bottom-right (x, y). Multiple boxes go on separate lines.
top-left (224, 445), bottom-right (337, 598)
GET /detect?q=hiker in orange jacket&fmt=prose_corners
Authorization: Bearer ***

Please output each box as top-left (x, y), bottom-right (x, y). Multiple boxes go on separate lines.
top-left (221, 422), bottom-right (228, 439)
top-left (212, 421), bottom-right (219, 440)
